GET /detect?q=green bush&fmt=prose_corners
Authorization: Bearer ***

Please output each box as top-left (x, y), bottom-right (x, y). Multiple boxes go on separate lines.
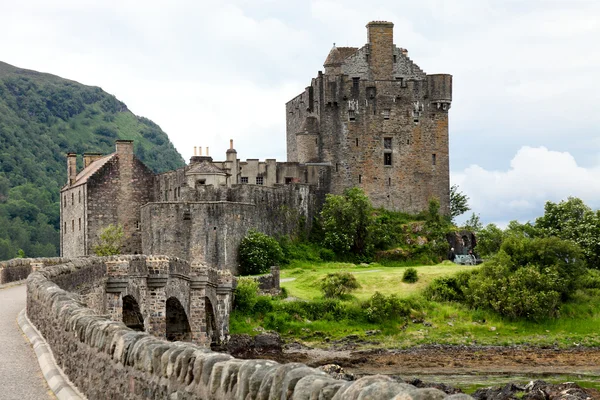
top-left (363, 292), bottom-right (413, 323)
top-left (233, 277), bottom-right (259, 313)
top-left (581, 269), bottom-right (600, 289)
top-left (423, 271), bottom-right (472, 302)
top-left (402, 267), bottom-right (418, 283)
top-left (253, 296), bottom-right (274, 315)
top-left (238, 230), bottom-right (284, 275)
top-left (93, 224), bottom-right (123, 256)
top-left (319, 248), bottom-right (336, 261)
top-left (320, 271), bottom-right (361, 298)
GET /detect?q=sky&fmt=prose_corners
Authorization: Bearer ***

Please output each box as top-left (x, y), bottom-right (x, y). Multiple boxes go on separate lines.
top-left (2, 0), bottom-right (600, 226)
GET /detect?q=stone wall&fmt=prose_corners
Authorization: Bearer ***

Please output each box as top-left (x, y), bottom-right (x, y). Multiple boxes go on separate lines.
top-left (0, 257), bottom-right (69, 285)
top-left (141, 184), bottom-right (326, 274)
top-left (26, 258), bottom-right (470, 399)
top-left (252, 265), bottom-right (280, 294)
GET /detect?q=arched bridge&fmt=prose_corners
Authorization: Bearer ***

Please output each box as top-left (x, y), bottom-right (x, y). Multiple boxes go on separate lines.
top-left (40, 255), bottom-right (234, 345)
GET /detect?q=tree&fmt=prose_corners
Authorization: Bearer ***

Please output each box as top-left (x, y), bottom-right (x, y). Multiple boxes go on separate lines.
top-left (462, 212), bottom-right (482, 232)
top-left (536, 197), bottom-right (600, 268)
top-left (450, 184), bottom-right (470, 221)
top-left (476, 223), bottom-right (504, 256)
top-left (238, 230), bottom-right (283, 275)
top-left (93, 224), bottom-right (124, 256)
top-left (320, 187), bottom-right (373, 256)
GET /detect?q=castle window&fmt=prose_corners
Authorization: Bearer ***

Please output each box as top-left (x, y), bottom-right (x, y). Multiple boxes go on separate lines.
top-left (388, 177), bottom-right (391, 186)
top-left (71, 220), bottom-right (74, 232)
top-left (384, 138), bottom-right (392, 150)
top-left (393, 54), bottom-right (397, 63)
top-left (78, 191), bottom-right (81, 203)
top-left (285, 177), bottom-right (293, 184)
top-left (355, 138), bottom-right (359, 147)
top-left (384, 153), bottom-right (392, 166)
top-left (383, 109), bottom-right (390, 120)
top-left (71, 193), bottom-right (74, 205)
top-left (241, 177), bottom-right (248, 184)
top-left (256, 176), bottom-right (264, 185)
top-left (64, 222), bottom-right (67, 233)
top-left (352, 77), bottom-right (360, 97)
top-left (348, 110), bottom-right (355, 121)
top-left (335, 163), bottom-right (339, 172)
top-left (432, 153), bottom-right (437, 165)
top-left (197, 179), bottom-right (206, 185)
top-left (78, 218), bottom-right (81, 231)
top-left (164, 191), bottom-right (168, 201)
top-left (63, 195), bottom-right (66, 208)
top-left (136, 221), bottom-right (141, 230)
top-left (359, 175), bottom-right (362, 184)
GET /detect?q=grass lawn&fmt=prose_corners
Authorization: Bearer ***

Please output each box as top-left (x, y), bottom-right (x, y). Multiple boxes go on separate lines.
top-left (280, 260), bottom-right (479, 300)
top-left (229, 260), bottom-right (600, 348)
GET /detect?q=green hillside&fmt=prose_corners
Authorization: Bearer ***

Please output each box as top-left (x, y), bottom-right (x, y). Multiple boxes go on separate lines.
top-left (0, 61), bottom-right (185, 260)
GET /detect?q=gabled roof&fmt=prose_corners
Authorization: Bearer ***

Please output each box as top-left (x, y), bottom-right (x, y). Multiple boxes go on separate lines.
top-left (187, 161), bottom-right (227, 175)
top-left (61, 153), bottom-right (115, 190)
top-left (324, 46), bottom-right (358, 67)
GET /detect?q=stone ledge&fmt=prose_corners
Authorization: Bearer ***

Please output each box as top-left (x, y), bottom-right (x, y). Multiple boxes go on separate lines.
top-left (17, 309), bottom-right (85, 400)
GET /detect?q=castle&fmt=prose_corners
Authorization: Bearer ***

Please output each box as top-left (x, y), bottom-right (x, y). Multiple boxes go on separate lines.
top-left (60, 21), bottom-right (452, 273)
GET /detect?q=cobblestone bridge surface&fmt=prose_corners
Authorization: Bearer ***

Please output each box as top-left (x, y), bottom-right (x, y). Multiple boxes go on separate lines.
top-left (0, 284), bottom-right (52, 400)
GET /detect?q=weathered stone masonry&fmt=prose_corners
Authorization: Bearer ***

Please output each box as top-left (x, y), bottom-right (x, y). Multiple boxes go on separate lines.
top-left (26, 258), bottom-right (472, 399)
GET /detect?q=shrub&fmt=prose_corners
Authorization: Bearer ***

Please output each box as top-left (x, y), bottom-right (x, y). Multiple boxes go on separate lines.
top-left (320, 272), bottom-right (361, 298)
top-left (423, 271), bottom-right (472, 302)
top-left (238, 230), bottom-right (284, 275)
top-left (252, 296), bottom-right (274, 315)
top-left (233, 277), bottom-right (259, 313)
top-left (581, 269), bottom-right (600, 289)
top-left (363, 292), bottom-right (413, 323)
top-left (402, 267), bottom-right (418, 283)
top-left (319, 248), bottom-right (336, 261)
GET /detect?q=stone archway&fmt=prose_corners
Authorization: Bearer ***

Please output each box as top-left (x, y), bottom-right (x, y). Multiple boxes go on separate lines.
top-left (122, 295), bottom-right (144, 331)
top-left (165, 297), bottom-right (191, 342)
top-left (205, 297), bottom-right (217, 345)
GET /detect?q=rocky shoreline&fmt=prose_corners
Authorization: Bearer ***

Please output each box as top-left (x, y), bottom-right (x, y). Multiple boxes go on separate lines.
top-left (221, 334), bottom-right (600, 399)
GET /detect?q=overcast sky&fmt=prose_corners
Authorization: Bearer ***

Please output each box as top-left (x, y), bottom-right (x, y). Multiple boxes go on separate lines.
top-left (2, 0), bottom-right (600, 226)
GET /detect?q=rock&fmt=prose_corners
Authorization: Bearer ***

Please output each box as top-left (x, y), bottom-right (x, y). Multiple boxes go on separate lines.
top-left (406, 378), bottom-right (463, 395)
top-left (331, 375), bottom-right (394, 400)
top-left (365, 330), bottom-right (381, 336)
top-left (489, 326), bottom-right (497, 331)
top-left (226, 334), bottom-right (254, 357)
top-left (254, 332), bottom-right (282, 355)
top-left (317, 364), bottom-right (355, 381)
top-left (292, 375), bottom-right (343, 400)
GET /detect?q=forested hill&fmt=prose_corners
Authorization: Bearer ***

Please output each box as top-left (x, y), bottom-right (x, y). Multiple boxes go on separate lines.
top-left (0, 61), bottom-right (185, 260)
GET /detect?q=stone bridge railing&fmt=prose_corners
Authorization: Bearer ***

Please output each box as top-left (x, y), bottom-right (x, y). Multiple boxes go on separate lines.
top-left (0, 257), bottom-right (69, 285)
top-left (25, 256), bottom-right (473, 399)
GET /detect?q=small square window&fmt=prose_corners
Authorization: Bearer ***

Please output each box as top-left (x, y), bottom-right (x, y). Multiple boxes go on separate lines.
top-left (383, 109), bottom-right (390, 120)
top-left (384, 153), bottom-right (392, 166)
top-left (348, 109), bottom-right (356, 121)
top-left (285, 177), bottom-right (293, 184)
top-left (384, 138), bottom-right (392, 150)
top-left (241, 177), bottom-right (248, 184)
top-left (256, 176), bottom-right (264, 185)
top-left (197, 179), bottom-right (206, 185)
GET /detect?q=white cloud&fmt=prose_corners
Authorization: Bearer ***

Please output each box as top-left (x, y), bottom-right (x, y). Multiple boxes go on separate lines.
top-left (453, 146), bottom-right (600, 225)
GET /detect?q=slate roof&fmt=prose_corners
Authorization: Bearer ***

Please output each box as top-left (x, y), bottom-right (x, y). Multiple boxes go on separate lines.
top-left (187, 161), bottom-right (227, 175)
top-left (61, 153), bottom-right (115, 190)
top-left (324, 46), bottom-right (358, 67)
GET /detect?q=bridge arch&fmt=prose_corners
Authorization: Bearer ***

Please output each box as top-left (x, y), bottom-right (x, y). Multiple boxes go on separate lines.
top-left (122, 295), bottom-right (144, 331)
top-left (166, 296), bottom-right (191, 342)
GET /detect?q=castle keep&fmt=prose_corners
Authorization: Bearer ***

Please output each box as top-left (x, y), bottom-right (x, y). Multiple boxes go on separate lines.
top-left (60, 21), bottom-right (451, 273)
top-left (287, 21), bottom-right (451, 213)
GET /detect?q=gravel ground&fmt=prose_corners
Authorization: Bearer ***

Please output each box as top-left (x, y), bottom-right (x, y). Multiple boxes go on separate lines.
top-left (0, 284), bottom-right (53, 400)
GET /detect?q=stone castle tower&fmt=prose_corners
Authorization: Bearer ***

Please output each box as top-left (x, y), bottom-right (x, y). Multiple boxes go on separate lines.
top-left (286, 21), bottom-right (452, 213)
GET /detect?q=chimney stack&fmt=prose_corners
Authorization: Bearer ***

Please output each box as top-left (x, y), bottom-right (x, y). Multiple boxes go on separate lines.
top-left (83, 152), bottom-right (103, 168)
top-left (194, 146), bottom-right (197, 156)
top-left (229, 139), bottom-right (234, 150)
top-left (67, 153), bottom-right (77, 185)
top-left (366, 21), bottom-right (394, 80)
